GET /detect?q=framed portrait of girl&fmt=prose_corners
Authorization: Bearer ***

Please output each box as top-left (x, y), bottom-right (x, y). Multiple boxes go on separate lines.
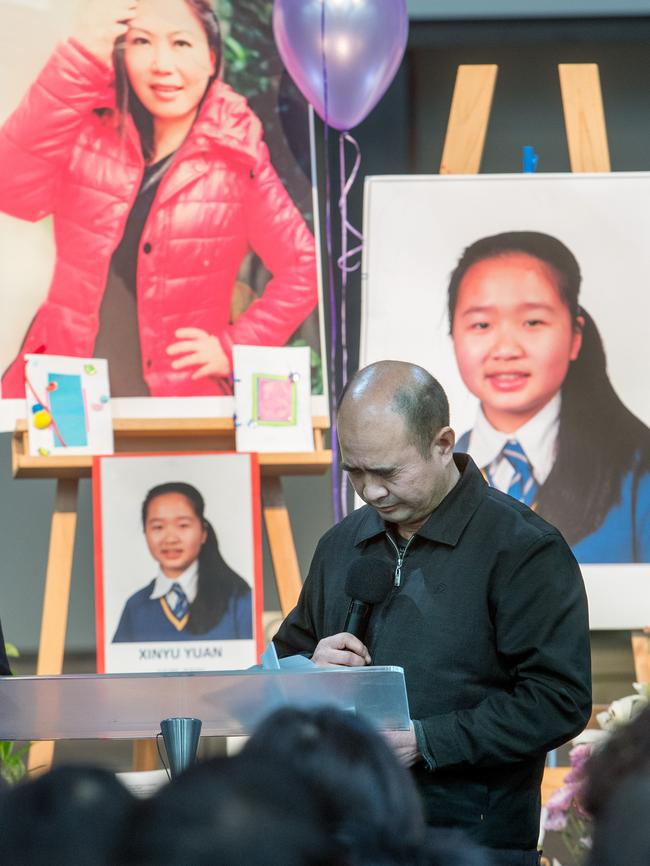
top-left (94, 451), bottom-right (263, 673)
top-left (361, 173), bottom-right (650, 628)
top-left (0, 0), bottom-right (327, 430)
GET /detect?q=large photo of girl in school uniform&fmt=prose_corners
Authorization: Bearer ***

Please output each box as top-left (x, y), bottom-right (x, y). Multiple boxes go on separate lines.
top-left (361, 174), bottom-right (650, 581)
top-left (94, 452), bottom-right (262, 673)
top-left (0, 0), bottom-right (326, 429)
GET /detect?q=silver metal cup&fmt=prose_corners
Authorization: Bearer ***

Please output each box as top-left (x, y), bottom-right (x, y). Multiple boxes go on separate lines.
top-left (160, 716), bottom-right (202, 779)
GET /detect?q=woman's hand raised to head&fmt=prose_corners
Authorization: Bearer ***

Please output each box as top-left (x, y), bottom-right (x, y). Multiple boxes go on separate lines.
top-left (167, 328), bottom-right (231, 380)
top-left (74, 0), bottom-right (139, 65)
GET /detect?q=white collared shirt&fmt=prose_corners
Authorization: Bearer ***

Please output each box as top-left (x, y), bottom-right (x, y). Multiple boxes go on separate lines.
top-left (149, 560), bottom-right (199, 604)
top-left (467, 394), bottom-right (561, 493)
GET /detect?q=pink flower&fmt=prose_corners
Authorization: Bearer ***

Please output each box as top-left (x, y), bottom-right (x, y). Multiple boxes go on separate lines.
top-left (547, 782), bottom-right (578, 813)
top-left (544, 809), bottom-right (568, 831)
top-left (569, 743), bottom-right (592, 770)
top-left (564, 744), bottom-right (592, 783)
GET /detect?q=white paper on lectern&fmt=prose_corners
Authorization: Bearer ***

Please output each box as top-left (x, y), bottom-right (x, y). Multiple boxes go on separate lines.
top-left (117, 769), bottom-right (168, 798)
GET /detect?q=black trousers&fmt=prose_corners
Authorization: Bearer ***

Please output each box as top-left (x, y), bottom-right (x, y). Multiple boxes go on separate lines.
top-left (489, 849), bottom-right (540, 866)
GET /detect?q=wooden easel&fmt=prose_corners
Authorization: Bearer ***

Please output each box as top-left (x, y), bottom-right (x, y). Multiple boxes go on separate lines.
top-left (440, 62), bottom-right (650, 822)
top-left (13, 417), bottom-right (331, 772)
top-left (440, 62), bottom-right (610, 174)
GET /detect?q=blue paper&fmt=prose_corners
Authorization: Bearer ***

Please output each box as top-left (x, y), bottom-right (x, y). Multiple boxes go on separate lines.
top-left (49, 373), bottom-right (88, 447)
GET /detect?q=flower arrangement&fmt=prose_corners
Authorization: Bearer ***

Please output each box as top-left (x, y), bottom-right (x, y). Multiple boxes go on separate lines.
top-left (543, 683), bottom-right (649, 865)
top-left (0, 642), bottom-right (28, 785)
top-left (545, 743), bottom-right (592, 862)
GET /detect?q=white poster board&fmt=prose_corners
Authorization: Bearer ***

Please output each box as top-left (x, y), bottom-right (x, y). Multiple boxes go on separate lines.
top-left (94, 452), bottom-right (263, 672)
top-left (361, 173), bottom-right (650, 628)
top-left (0, 0), bottom-right (327, 429)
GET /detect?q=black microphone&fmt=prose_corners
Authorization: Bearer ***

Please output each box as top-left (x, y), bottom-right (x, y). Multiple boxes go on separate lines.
top-left (343, 557), bottom-right (394, 642)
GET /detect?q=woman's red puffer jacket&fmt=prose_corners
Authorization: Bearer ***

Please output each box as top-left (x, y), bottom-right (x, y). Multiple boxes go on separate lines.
top-left (0, 39), bottom-right (318, 398)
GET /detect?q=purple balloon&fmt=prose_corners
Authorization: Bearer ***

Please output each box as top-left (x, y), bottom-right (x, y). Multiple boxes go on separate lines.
top-left (273, 0), bottom-right (409, 132)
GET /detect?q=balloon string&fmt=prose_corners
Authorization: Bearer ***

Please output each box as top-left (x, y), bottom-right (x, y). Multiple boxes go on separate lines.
top-left (337, 132), bottom-right (364, 276)
top-left (337, 132), bottom-right (348, 519)
top-left (320, 0), bottom-right (342, 524)
top-left (336, 132), bottom-right (363, 518)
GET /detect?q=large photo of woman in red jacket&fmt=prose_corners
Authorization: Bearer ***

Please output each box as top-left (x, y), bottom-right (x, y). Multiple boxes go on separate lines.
top-left (0, 0), bottom-right (321, 407)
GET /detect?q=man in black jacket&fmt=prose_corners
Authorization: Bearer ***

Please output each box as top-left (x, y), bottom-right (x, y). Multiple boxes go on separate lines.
top-left (274, 361), bottom-right (591, 865)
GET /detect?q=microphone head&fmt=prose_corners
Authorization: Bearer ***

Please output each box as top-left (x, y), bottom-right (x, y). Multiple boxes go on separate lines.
top-left (345, 557), bottom-right (394, 605)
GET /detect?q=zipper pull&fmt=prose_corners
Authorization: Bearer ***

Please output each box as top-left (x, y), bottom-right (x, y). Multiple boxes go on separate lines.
top-left (394, 556), bottom-right (402, 587)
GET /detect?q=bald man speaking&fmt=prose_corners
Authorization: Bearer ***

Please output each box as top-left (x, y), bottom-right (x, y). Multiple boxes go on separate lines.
top-left (274, 361), bottom-right (591, 865)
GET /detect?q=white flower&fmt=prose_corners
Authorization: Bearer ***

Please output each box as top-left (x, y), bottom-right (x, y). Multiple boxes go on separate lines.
top-left (597, 693), bottom-right (648, 731)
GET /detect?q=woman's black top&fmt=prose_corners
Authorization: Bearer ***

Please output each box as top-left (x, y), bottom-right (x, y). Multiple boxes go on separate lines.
top-left (93, 153), bottom-right (175, 397)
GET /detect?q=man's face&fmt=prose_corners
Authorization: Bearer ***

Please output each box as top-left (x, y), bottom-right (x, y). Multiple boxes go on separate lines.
top-left (338, 407), bottom-right (452, 533)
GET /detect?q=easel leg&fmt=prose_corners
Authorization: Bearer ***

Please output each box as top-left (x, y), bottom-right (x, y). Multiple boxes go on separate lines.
top-left (133, 739), bottom-right (159, 771)
top-left (559, 64), bottom-right (611, 172)
top-left (440, 64), bottom-right (498, 175)
top-left (28, 478), bottom-right (79, 774)
top-left (261, 477), bottom-right (302, 616)
top-left (631, 629), bottom-right (650, 683)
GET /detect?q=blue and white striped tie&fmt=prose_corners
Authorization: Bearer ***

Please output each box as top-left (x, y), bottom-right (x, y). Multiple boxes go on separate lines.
top-left (502, 440), bottom-right (538, 507)
top-left (167, 583), bottom-right (189, 620)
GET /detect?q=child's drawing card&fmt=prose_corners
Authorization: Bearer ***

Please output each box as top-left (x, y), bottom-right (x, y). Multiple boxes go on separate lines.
top-left (233, 346), bottom-right (313, 452)
top-left (25, 354), bottom-right (113, 456)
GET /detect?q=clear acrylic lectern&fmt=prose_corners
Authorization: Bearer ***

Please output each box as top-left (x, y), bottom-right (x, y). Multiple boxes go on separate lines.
top-left (0, 666), bottom-right (410, 741)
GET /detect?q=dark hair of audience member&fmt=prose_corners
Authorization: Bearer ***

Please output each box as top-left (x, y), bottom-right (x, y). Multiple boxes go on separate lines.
top-left (117, 753), bottom-right (337, 866)
top-left (587, 774), bottom-right (650, 866)
top-left (583, 703), bottom-right (650, 820)
top-left (243, 706), bottom-right (430, 865)
top-left (0, 765), bottom-right (135, 866)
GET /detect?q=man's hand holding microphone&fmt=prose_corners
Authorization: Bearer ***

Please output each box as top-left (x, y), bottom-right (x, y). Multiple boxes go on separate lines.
top-left (310, 557), bottom-right (421, 767)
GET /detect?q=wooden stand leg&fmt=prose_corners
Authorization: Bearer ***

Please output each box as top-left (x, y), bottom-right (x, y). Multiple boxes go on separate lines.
top-left (261, 477), bottom-right (302, 616)
top-left (28, 478), bottom-right (79, 774)
top-left (559, 63), bottom-right (611, 172)
top-left (440, 64), bottom-right (498, 174)
top-left (133, 739), bottom-right (159, 771)
top-left (631, 628), bottom-right (650, 683)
